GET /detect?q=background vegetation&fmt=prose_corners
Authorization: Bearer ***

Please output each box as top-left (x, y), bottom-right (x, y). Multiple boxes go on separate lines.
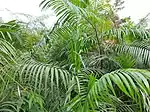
top-left (0, 0), bottom-right (150, 112)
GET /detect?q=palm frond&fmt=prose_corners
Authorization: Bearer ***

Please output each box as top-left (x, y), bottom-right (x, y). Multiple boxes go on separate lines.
top-left (114, 44), bottom-right (150, 68)
top-left (103, 27), bottom-right (150, 42)
top-left (0, 20), bottom-right (20, 41)
top-left (86, 54), bottom-right (121, 72)
top-left (40, 0), bottom-right (83, 25)
top-left (17, 56), bottom-right (72, 96)
top-left (0, 101), bottom-right (17, 112)
top-left (89, 69), bottom-right (150, 111)
top-left (0, 39), bottom-right (16, 68)
top-left (66, 73), bottom-right (134, 112)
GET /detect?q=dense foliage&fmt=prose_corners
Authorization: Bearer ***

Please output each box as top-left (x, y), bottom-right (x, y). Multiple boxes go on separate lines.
top-left (0, 0), bottom-right (150, 112)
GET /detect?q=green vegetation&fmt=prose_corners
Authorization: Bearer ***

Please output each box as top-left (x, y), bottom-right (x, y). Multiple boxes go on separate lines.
top-left (0, 0), bottom-right (150, 111)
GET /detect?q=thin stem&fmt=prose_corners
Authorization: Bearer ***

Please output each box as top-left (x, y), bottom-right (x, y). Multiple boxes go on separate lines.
top-left (82, 13), bottom-right (101, 54)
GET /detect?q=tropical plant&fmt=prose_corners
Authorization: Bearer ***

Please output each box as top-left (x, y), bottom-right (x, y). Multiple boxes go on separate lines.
top-left (0, 0), bottom-right (150, 112)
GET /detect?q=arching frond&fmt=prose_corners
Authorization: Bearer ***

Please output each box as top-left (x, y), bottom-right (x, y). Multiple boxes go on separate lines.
top-left (0, 39), bottom-right (16, 57)
top-left (17, 57), bottom-right (72, 95)
top-left (103, 27), bottom-right (150, 42)
top-left (114, 44), bottom-right (150, 68)
top-left (0, 39), bottom-right (16, 70)
top-left (50, 25), bottom-right (75, 41)
top-left (0, 101), bottom-right (17, 112)
top-left (66, 73), bottom-right (135, 112)
top-left (40, 0), bottom-right (83, 25)
top-left (88, 69), bottom-right (150, 111)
